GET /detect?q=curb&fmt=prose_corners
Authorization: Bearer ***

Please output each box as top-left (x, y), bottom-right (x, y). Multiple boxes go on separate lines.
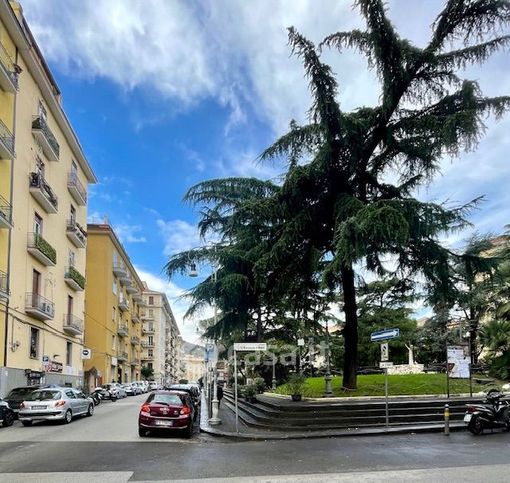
top-left (199, 421), bottom-right (465, 441)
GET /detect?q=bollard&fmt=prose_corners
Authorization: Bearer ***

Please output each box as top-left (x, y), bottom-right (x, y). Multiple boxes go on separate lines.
top-left (444, 404), bottom-right (450, 436)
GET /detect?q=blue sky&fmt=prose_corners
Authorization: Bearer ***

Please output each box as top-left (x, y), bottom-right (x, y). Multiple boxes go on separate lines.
top-left (21, 0), bottom-right (510, 341)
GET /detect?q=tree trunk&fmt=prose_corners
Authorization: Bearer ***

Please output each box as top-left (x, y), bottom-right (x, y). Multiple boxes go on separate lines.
top-left (341, 265), bottom-right (358, 389)
top-left (256, 308), bottom-right (263, 342)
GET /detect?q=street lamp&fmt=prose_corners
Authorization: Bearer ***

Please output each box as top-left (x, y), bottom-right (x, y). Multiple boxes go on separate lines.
top-left (272, 353), bottom-right (277, 391)
top-left (324, 319), bottom-right (333, 396)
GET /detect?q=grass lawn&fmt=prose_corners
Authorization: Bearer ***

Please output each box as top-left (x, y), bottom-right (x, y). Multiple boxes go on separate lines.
top-left (275, 373), bottom-right (500, 398)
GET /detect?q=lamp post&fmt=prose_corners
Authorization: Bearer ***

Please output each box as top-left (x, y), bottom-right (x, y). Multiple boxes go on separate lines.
top-left (324, 319), bottom-right (333, 396)
top-left (208, 258), bottom-right (221, 425)
top-left (272, 353), bottom-right (277, 391)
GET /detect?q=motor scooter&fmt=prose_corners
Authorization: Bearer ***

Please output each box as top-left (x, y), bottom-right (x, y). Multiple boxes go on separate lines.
top-left (89, 389), bottom-right (102, 406)
top-left (464, 389), bottom-right (510, 435)
top-left (94, 386), bottom-right (117, 402)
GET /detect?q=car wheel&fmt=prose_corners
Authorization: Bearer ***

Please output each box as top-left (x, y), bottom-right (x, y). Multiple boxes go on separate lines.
top-left (184, 423), bottom-right (193, 439)
top-left (112, 397), bottom-right (117, 402)
top-left (21, 420), bottom-right (32, 427)
top-left (3, 411), bottom-right (14, 427)
top-left (138, 426), bottom-right (148, 437)
top-left (87, 404), bottom-right (94, 417)
top-left (63, 409), bottom-right (73, 424)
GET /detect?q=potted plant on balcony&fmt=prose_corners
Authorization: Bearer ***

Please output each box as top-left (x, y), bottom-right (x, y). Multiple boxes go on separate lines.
top-left (287, 373), bottom-right (306, 402)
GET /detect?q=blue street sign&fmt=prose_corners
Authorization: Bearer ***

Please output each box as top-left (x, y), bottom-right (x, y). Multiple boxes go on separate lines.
top-left (370, 328), bottom-right (400, 342)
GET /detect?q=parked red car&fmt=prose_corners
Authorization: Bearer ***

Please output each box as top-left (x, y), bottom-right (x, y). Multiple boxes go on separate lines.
top-left (138, 390), bottom-right (195, 438)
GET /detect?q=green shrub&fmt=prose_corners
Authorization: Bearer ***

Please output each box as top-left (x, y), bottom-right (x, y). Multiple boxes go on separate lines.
top-left (35, 234), bottom-right (57, 264)
top-left (243, 384), bottom-right (257, 401)
top-left (67, 266), bottom-right (85, 289)
top-left (254, 377), bottom-right (266, 394)
top-left (287, 373), bottom-right (306, 395)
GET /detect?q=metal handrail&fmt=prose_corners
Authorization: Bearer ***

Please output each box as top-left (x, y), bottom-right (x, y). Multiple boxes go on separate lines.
top-left (25, 292), bottom-right (54, 315)
top-left (29, 172), bottom-right (58, 210)
top-left (32, 116), bottom-right (60, 158)
top-left (0, 41), bottom-right (18, 88)
top-left (67, 219), bottom-right (87, 243)
top-left (0, 270), bottom-right (9, 295)
top-left (0, 118), bottom-right (15, 156)
top-left (67, 171), bottom-right (87, 203)
top-left (63, 314), bottom-right (84, 332)
top-left (0, 194), bottom-right (12, 225)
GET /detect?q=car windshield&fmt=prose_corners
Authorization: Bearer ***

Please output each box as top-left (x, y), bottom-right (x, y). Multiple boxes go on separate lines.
top-left (26, 390), bottom-right (61, 401)
top-left (150, 394), bottom-right (183, 406)
top-left (7, 388), bottom-right (37, 399)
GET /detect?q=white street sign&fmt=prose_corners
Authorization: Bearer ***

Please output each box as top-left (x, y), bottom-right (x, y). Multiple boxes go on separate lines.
top-left (371, 328), bottom-right (400, 342)
top-left (381, 343), bottom-right (389, 362)
top-left (297, 338), bottom-right (305, 347)
top-left (81, 348), bottom-right (92, 359)
top-left (233, 343), bottom-right (267, 351)
top-left (380, 361), bottom-right (394, 368)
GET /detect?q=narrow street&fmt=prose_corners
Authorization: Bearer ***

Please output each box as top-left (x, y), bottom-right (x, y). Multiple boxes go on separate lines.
top-left (1, 394), bottom-right (510, 481)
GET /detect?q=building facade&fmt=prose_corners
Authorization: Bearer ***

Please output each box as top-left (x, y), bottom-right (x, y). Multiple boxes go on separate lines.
top-left (140, 286), bottom-right (181, 384)
top-left (83, 223), bottom-right (144, 390)
top-left (0, 0), bottom-right (96, 396)
top-left (182, 342), bottom-right (205, 383)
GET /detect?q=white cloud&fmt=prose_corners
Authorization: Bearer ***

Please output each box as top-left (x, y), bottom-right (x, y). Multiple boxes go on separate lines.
top-left (113, 223), bottom-right (147, 243)
top-left (156, 219), bottom-right (201, 256)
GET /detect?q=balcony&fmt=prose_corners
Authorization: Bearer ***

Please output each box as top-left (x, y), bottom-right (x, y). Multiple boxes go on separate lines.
top-left (130, 335), bottom-right (140, 345)
top-left (25, 293), bottom-right (54, 320)
top-left (63, 314), bottom-right (84, 336)
top-left (141, 311), bottom-right (153, 321)
top-left (0, 41), bottom-right (18, 93)
top-left (27, 233), bottom-right (57, 266)
top-left (117, 351), bottom-right (128, 362)
top-left (141, 354), bottom-right (154, 361)
top-left (119, 272), bottom-right (131, 286)
top-left (117, 324), bottom-right (129, 337)
top-left (112, 262), bottom-right (127, 278)
top-left (0, 118), bottom-right (15, 159)
top-left (130, 358), bottom-right (140, 366)
top-left (142, 326), bottom-right (155, 335)
top-left (64, 266), bottom-right (85, 291)
top-left (29, 172), bottom-right (58, 214)
top-left (131, 312), bottom-right (140, 323)
top-left (0, 194), bottom-right (13, 229)
top-left (0, 270), bottom-right (9, 300)
top-left (32, 116), bottom-right (59, 161)
top-left (118, 297), bottom-right (129, 312)
top-left (141, 340), bottom-right (154, 348)
top-left (66, 219), bottom-right (87, 248)
top-left (132, 292), bottom-right (144, 304)
top-left (67, 171), bottom-right (87, 205)
top-left (126, 284), bottom-right (137, 294)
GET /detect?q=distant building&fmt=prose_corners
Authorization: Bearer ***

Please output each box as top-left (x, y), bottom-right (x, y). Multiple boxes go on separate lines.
top-left (182, 342), bottom-right (205, 383)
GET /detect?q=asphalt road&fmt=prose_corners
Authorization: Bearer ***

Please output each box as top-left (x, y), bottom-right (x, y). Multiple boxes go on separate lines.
top-left (1, 394), bottom-right (510, 481)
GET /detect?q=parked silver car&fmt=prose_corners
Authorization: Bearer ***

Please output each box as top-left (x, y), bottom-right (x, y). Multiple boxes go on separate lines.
top-left (121, 383), bottom-right (135, 396)
top-left (19, 388), bottom-right (94, 425)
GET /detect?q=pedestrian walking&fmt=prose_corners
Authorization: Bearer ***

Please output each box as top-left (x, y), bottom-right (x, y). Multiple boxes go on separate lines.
top-left (217, 385), bottom-right (224, 407)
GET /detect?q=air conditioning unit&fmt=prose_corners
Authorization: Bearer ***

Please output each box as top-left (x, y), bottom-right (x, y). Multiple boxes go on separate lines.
top-left (41, 302), bottom-right (52, 314)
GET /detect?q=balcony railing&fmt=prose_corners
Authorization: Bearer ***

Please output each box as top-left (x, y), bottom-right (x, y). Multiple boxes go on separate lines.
top-left (117, 324), bottom-right (129, 337)
top-left (64, 266), bottom-right (85, 291)
top-left (32, 116), bottom-right (60, 161)
top-left (131, 312), bottom-right (140, 323)
top-left (0, 194), bottom-right (13, 229)
top-left (130, 358), bottom-right (140, 366)
top-left (126, 284), bottom-right (137, 294)
top-left (0, 41), bottom-right (18, 92)
top-left (0, 118), bottom-right (15, 159)
top-left (112, 262), bottom-right (127, 278)
top-left (141, 340), bottom-right (154, 348)
top-left (29, 171), bottom-right (58, 213)
top-left (130, 335), bottom-right (140, 345)
top-left (141, 354), bottom-right (154, 361)
top-left (67, 171), bottom-right (87, 205)
top-left (0, 270), bottom-right (9, 299)
top-left (63, 314), bottom-right (84, 336)
top-left (117, 351), bottom-right (128, 362)
top-left (142, 326), bottom-right (155, 335)
top-left (66, 219), bottom-right (87, 248)
top-left (118, 297), bottom-right (129, 312)
top-left (27, 233), bottom-right (57, 266)
top-left (25, 292), bottom-right (54, 320)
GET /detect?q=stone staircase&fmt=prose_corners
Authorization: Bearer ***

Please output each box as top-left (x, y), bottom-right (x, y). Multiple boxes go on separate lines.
top-left (223, 390), bottom-right (478, 432)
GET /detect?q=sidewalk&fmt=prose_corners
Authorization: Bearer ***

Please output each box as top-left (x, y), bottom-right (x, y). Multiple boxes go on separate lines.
top-left (199, 392), bottom-right (464, 440)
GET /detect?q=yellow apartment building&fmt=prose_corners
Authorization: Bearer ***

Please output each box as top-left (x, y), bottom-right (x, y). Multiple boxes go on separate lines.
top-left (140, 285), bottom-right (181, 384)
top-left (0, 0), bottom-right (96, 396)
top-left (84, 223), bottom-right (145, 390)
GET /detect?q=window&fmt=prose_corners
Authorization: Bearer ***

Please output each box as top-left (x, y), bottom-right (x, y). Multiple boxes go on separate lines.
top-left (71, 161), bottom-right (78, 177)
top-left (148, 309), bottom-right (153, 318)
top-left (66, 342), bottom-right (72, 366)
top-left (65, 390), bottom-right (76, 399)
top-left (112, 335), bottom-right (116, 350)
top-left (148, 362), bottom-right (153, 370)
top-left (32, 269), bottom-right (40, 296)
top-left (36, 156), bottom-right (45, 177)
top-left (112, 307), bottom-right (116, 322)
top-left (34, 213), bottom-right (43, 235)
top-left (38, 101), bottom-right (47, 121)
top-left (113, 250), bottom-right (119, 266)
top-left (29, 327), bottom-right (39, 359)
top-left (148, 296), bottom-right (154, 305)
top-left (70, 205), bottom-right (76, 224)
top-left (68, 250), bottom-right (76, 268)
top-left (148, 349), bottom-right (153, 358)
top-left (148, 335), bottom-right (154, 346)
top-left (112, 279), bottom-right (117, 295)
